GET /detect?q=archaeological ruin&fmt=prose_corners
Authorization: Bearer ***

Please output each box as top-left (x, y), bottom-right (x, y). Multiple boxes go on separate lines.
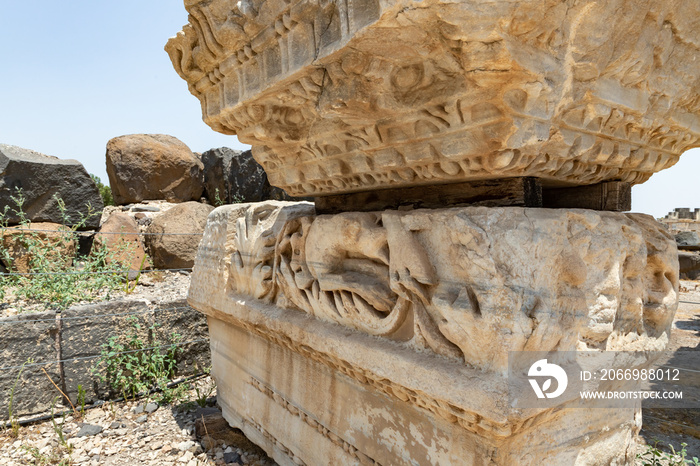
top-left (167, 1), bottom-right (700, 464)
top-left (661, 207), bottom-right (700, 235)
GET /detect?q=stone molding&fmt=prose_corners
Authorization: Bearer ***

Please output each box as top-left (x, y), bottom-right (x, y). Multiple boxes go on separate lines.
top-left (249, 377), bottom-right (379, 466)
top-left (192, 296), bottom-right (514, 438)
top-left (188, 201), bottom-right (678, 445)
top-left (167, 1), bottom-right (700, 197)
top-left (191, 202), bottom-right (678, 372)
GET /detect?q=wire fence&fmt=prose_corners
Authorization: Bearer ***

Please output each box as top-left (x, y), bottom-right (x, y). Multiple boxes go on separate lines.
top-left (0, 338), bottom-right (209, 372)
top-left (0, 297), bottom-right (211, 424)
top-left (0, 268), bottom-right (192, 277)
top-left (0, 226), bottom-right (202, 276)
top-left (0, 302), bottom-right (208, 371)
top-left (0, 305), bottom-right (195, 325)
top-left (2, 228), bottom-right (204, 236)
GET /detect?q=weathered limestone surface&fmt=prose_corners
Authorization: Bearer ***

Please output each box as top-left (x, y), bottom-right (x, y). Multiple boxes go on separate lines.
top-left (167, 0), bottom-right (700, 197)
top-left (189, 202), bottom-right (678, 465)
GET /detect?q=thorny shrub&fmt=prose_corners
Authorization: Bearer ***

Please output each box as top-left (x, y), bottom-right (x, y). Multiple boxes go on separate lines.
top-left (0, 189), bottom-right (139, 309)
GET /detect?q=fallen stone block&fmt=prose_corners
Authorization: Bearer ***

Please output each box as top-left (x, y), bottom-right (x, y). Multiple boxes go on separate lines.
top-left (0, 144), bottom-right (103, 229)
top-left (94, 212), bottom-right (147, 273)
top-left (106, 134), bottom-right (204, 205)
top-left (0, 223), bottom-right (76, 273)
top-left (145, 202), bottom-right (213, 270)
top-left (0, 311), bottom-right (61, 418)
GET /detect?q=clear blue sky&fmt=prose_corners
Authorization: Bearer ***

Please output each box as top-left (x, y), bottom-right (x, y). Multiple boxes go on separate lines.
top-left (0, 1), bottom-right (697, 218)
top-left (0, 1), bottom-right (247, 183)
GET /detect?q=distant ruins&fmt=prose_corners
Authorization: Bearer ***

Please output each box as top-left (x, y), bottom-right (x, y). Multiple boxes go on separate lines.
top-left (168, 1), bottom-right (699, 464)
top-left (661, 208), bottom-right (700, 234)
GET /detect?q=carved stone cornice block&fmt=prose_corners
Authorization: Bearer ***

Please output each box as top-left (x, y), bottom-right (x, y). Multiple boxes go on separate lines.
top-left (188, 201), bottom-right (678, 464)
top-left (191, 202), bottom-right (677, 370)
top-left (167, 1), bottom-right (700, 197)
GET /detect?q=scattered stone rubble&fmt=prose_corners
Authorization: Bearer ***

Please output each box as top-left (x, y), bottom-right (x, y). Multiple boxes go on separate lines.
top-left (1, 136), bottom-right (292, 272)
top-left (0, 380), bottom-right (277, 466)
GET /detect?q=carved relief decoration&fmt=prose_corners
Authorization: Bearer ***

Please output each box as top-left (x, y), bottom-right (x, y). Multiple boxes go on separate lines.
top-left (190, 202), bottom-right (679, 374)
top-left (167, 0), bottom-right (700, 197)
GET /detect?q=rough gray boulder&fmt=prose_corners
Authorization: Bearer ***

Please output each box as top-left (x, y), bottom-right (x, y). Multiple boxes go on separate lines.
top-left (0, 144), bottom-right (103, 230)
top-left (145, 202), bottom-right (213, 269)
top-left (201, 148), bottom-right (290, 205)
top-left (106, 134), bottom-right (204, 205)
top-left (675, 231), bottom-right (700, 247)
top-left (0, 311), bottom-right (61, 418)
top-left (679, 251), bottom-right (700, 280)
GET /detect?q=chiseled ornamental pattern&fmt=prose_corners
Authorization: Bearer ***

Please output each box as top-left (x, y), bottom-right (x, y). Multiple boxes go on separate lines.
top-left (190, 202), bottom-right (678, 373)
top-left (167, 0), bottom-right (700, 197)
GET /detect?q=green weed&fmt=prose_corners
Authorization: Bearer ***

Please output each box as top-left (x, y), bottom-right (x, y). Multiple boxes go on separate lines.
top-left (49, 398), bottom-right (71, 452)
top-left (92, 317), bottom-right (185, 404)
top-left (20, 444), bottom-right (72, 466)
top-left (638, 440), bottom-right (700, 466)
top-left (6, 358), bottom-right (33, 438)
top-left (213, 188), bottom-right (225, 207)
top-left (192, 366), bottom-right (216, 408)
top-left (76, 385), bottom-right (86, 418)
top-left (0, 189), bottom-right (132, 310)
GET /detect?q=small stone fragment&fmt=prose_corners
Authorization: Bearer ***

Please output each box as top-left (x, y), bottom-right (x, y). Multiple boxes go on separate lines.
top-left (132, 205), bottom-right (161, 213)
top-left (145, 402), bottom-right (159, 413)
top-left (75, 424), bottom-right (103, 438)
top-left (200, 435), bottom-right (216, 451)
top-left (676, 231), bottom-right (700, 247)
top-left (224, 451), bottom-right (242, 464)
top-left (177, 440), bottom-right (195, 452)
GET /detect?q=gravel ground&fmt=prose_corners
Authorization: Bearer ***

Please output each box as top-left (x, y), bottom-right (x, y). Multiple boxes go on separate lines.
top-left (0, 378), bottom-right (277, 466)
top-left (1, 270), bottom-right (192, 318)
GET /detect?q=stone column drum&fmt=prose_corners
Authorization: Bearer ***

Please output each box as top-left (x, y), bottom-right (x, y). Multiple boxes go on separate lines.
top-left (167, 1), bottom-right (699, 464)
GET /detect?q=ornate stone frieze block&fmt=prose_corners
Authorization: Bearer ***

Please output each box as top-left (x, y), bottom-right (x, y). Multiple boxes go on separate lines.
top-left (191, 202), bottom-right (677, 371)
top-left (167, 1), bottom-right (700, 197)
top-left (188, 201), bottom-right (678, 465)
